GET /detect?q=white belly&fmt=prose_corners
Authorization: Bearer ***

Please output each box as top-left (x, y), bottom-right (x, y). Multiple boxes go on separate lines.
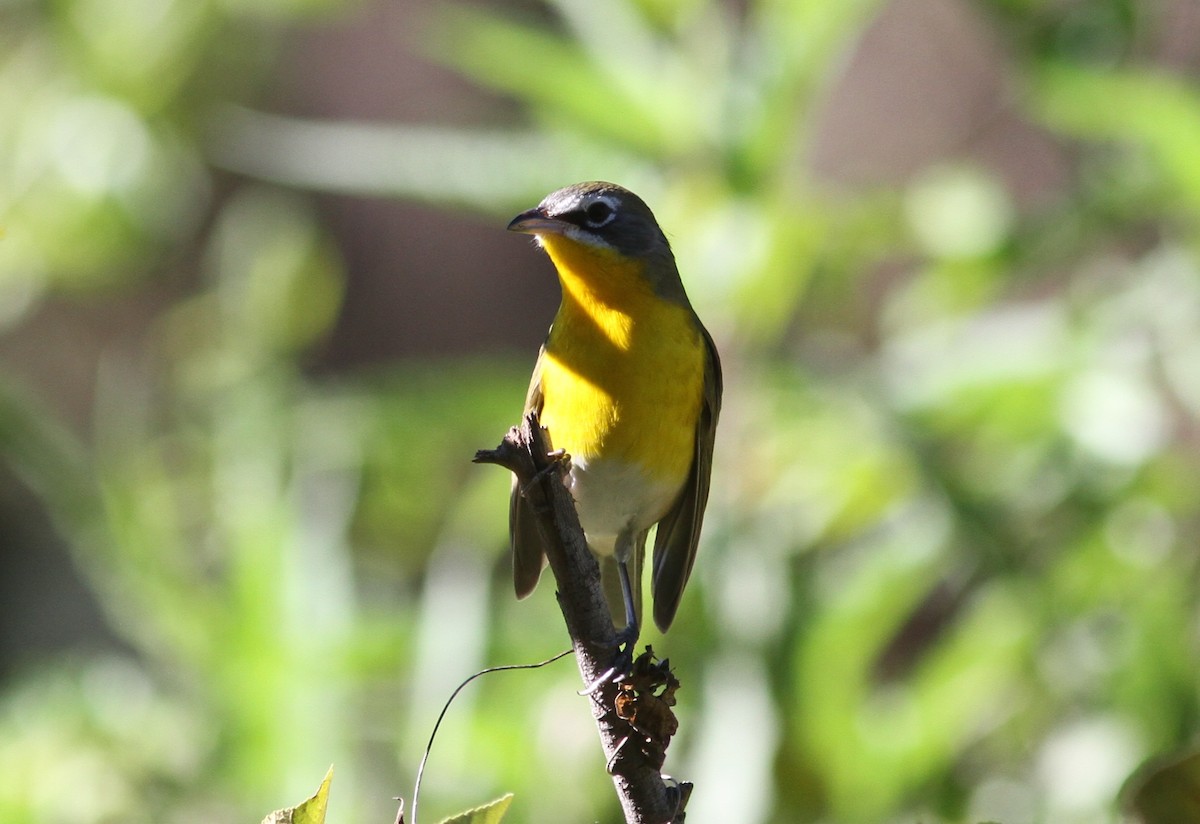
top-left (566, 455), bottom-right (681, 560)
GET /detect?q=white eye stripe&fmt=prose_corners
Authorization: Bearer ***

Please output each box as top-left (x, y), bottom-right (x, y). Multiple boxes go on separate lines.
top-left (559, 222), bottom-right (616, 250)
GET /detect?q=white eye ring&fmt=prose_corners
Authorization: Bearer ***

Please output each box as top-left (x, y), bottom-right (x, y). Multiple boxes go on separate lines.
top-left (583, 196), bottom-right (618, 228)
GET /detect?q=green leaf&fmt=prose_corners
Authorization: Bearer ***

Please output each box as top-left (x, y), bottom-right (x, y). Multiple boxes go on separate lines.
top-left (261, 766), bottom-right (334, 824)
top-left (436, 793), bottom-right (514, 824)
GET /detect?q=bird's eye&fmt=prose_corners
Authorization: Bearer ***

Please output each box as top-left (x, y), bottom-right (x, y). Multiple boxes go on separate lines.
top-left (584, 200), bottom-right (615, 227)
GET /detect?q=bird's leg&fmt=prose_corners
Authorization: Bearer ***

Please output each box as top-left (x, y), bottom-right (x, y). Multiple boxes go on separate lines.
top-left (582, 558), bottom-right (640, 694)
top-left (614, 557), bottom-right (640, 664)
top-left (582, 560), bottom-right (639, 690)
top-left (581, 586), bottom-right (636, 694)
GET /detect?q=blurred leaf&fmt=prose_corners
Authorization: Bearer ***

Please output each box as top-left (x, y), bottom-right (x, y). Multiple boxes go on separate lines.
top-left (354, 360), bottom-right (524, 562)
top-left (1126, 749), bottom-right (1200, 824)
top-left (262, 766), bottom-right (333, 824)
top-left (204, 187), bottom-right (344, 357)
top-left (209, 107), bottom-right (645, 211)
top-left (433, 5), bottom-right (676, 157)
top-left (1031, 63), bottom-right (1200, 212)
top-left (904, 164), bottom-right (1014, 260)
top-left (58, 0), bottom-right (212, 107)
top-left (0, 377), bottom-right (97, 525)
top-left (437, 793), bottom-right (514, 824)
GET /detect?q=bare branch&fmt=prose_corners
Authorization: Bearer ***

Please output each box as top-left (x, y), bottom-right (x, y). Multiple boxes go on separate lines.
top-left (474, 413), bottom-right (689, 823)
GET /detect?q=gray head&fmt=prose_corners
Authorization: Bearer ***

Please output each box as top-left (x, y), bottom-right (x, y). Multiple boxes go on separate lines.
top-left (508, 181), bottom-right (687, 301)
top-left (512, 181), bottom-right (668, 256)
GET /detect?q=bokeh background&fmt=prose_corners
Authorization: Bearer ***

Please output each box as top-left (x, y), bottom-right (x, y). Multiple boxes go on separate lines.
top-left (2, 0), bottom-right (1199, 822)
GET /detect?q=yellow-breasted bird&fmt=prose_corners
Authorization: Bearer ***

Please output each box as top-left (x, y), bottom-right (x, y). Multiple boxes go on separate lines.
top-left (507, 181), bottom-right (722, 646)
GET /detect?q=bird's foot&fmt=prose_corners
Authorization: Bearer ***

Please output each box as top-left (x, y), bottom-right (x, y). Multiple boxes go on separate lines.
top-left (520, 450), bottom-right (571, 517)
top-left (612, 623), bottom-right (639, 680)
top-left (579, 625), bottom-right (638, 695)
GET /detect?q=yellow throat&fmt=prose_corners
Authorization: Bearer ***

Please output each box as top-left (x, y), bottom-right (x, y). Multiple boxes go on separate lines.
top-left (536, 233), bottom-right (705, 487)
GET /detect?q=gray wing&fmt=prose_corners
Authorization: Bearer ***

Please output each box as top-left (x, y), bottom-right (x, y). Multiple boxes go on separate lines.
top-left (650, 323), bottom-right (722, 633)
top-left (510, 349), bottom-right (548, 598)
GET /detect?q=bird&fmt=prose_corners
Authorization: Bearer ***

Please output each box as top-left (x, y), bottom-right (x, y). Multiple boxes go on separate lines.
top-left (506, 181), bottom-right (722, 650)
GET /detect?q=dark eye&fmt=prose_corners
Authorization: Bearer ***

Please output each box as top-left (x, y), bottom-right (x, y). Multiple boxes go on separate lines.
top-left (584, 200), bottom-right (615, 227)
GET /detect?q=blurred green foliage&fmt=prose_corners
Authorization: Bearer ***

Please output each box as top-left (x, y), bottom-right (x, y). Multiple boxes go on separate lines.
top-left (2, 0), bottom-right (1199, 823)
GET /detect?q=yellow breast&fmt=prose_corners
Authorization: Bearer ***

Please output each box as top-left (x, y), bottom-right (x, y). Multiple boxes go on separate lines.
top-left (535, 235), bottom-right (705, 487)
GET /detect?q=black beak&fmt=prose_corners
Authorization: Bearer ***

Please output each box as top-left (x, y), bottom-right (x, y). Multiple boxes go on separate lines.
top-left (507, 208), bottom-right (569, 235)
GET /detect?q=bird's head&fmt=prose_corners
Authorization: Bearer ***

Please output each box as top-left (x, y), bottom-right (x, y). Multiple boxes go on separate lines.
top-left (508, 181), bottom-right (684, 302)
